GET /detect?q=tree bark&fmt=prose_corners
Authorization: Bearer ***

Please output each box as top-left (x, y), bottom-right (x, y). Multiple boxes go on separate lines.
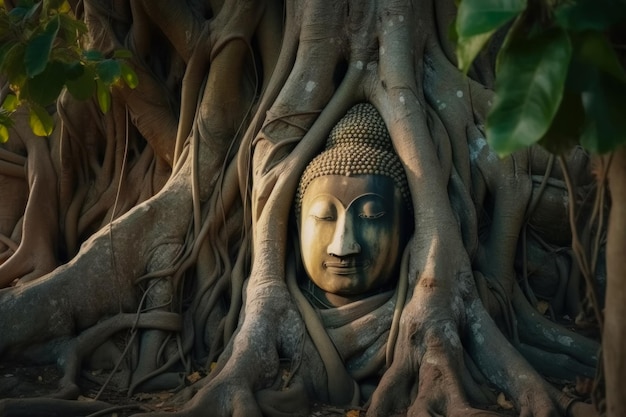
top-left (605, 146), bottom-right (626, 417)
top-left (0, 1), bottom-right (604, 416)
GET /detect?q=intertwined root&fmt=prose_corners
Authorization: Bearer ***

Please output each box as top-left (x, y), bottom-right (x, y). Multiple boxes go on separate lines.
top-left (0, 0), bottom-right (602, 416)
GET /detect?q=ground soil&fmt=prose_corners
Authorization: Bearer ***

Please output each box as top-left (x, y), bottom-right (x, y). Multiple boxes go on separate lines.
top-left (1, 361), bottom-right (593, 417)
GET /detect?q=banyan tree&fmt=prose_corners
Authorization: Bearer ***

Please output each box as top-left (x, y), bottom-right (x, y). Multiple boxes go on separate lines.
top-left (0, 0), bottom-right (611, 416)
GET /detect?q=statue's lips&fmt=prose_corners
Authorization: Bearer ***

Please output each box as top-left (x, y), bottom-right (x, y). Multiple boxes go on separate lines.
top-left (323, 260), bottom-right (369, 275)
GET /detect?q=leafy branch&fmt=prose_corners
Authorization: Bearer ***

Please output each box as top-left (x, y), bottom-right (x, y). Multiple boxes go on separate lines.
top-left (454, 0), bottom-right (626, 155)
top-left (0, 0), bottom-right (138, 142)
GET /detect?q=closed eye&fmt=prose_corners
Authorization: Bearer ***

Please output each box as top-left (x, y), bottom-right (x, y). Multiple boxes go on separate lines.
top-left (359, 211), bottom-right (385, 219)
top-left (313, 215), bottom-right (335, 221)
top-left (307, 200), bottom-right (336, 221)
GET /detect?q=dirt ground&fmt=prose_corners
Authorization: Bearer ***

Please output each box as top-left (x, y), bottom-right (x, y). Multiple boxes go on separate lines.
top-left (0, 361), bottom-right (594, 417)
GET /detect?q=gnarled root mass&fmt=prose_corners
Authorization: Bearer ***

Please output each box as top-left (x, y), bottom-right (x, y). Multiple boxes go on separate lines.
top-left (0, 0), bottom-right (602, 416)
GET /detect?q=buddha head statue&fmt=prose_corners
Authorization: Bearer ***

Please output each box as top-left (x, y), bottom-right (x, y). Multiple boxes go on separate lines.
top-left (295, 103), bottom-right (413, 306)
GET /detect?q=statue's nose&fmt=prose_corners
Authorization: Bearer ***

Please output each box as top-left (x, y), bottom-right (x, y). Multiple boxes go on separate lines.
top-left (327, 214), bottom-right (360, 257)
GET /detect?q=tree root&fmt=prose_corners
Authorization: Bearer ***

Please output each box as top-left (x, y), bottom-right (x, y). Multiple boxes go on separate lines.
top-left (56, 312), bottom-right (182, 400)
top-left (0, 159), bottom-right (25, 178)
top-left (0, 1), bottom-right (604, 417)
top-left (0, 111), bottom-right (61, 287)
top-left (466, 300), bottom-right (596, 417)
top-left (512, 283), bottom-right (599, 377)
top-left (517, 344), bottom-right (596, 382)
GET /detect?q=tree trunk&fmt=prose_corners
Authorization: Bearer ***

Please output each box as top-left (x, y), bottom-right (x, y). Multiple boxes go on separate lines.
top-left (605, 146), bottom-right (626, 417)
top-left (0, 1), bottom-right (604, 416)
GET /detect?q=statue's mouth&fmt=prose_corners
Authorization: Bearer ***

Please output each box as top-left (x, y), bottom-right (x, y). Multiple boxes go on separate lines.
top-left (324, 259), bottom-right (369, 274)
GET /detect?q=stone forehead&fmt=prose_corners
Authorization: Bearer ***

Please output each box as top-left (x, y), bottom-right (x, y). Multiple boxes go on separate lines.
top-left (296, 103), bottom-right (412, 215)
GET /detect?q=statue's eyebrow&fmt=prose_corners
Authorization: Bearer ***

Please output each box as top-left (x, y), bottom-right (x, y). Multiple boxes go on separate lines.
top-left (305, 192), bottom-right (387, 211)
top-left (345, 193), bottom-right (386, 211)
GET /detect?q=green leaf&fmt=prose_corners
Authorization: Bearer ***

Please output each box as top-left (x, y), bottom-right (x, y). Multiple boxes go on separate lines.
top-left (575, 31), bottom-right (626, 83)
top-left (65, 64), bottom-right (95, 100)
top-left (28, 103), bottom-right (54, 136)
top-left (25, 14), bottom-right (60, 77)
top-left (556, 0), bottom-right (626, 32)
top-left (48, 0), bottom-right (70, 12)
top-left (83, 49), bottom-right (103, 61)
top-left (566, 29), bottom-right (626, 150)
top-left (8, 1), bottom-right (37, 22)
top-left (64, 60), bottom-right (84, 80)
top-left (1, 42), bottom-right (27, 86)
top-left (2, 94), bottom-right (19, 111)
top-left (0, 42), bottom-right (14, 66)
top-left (0, 110), bottom-right (12, 143)
top-left (538, 92), bottom-right (585, 154)
top-left (486, 28), bottom-right (572, 156)
top-left (59, 12), bottom-right (87, 45)
top-left (0, 12), bottom-right (11, 37)
top-left (457, 30), bottom-right (495, 74)
top-left (23, 0), bottom-right (40, 22)
top-left (15, 0), bottom-right (35, 8)
top-left (456, 0), bottom-right (526, 38)
top-left (96, 59), bottom-right (121, 84)
top-left (113, 49), bottom-right (133, 59)
top-left (0, 124), bottom-right (8, 143)
top-left (578, 70), bottom-right (626, 153)
top-left (23, 60), bottom-right (65, 106)
top-left (120, 62), bottom-right (138, 89)
top-left (8, 6), bottom-right (29, 21)
top-left (96, 78), bottom-right (111, 113)
top-left (58, 1), bottom-right (71, 13)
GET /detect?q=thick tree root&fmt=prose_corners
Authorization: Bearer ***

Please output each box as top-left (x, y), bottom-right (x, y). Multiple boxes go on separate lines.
top-left (56, 312), bottom-right (182, 400)
top-left (512, 283), bottom-right (599, 379)
top-left (0, 111), bottom-right (61, 287)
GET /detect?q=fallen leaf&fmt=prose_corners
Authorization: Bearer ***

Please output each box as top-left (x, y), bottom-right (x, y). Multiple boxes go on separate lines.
top-left (186, 371), bottom-right (202, 383)
top-left (537, 300), bottom-right (550, 315)
top-left (77, 395), bottom-right (94, 402)
top-left (133, 392), bottom-right (173, 402)
top-left (497, 392), bottom-right (514, 410)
